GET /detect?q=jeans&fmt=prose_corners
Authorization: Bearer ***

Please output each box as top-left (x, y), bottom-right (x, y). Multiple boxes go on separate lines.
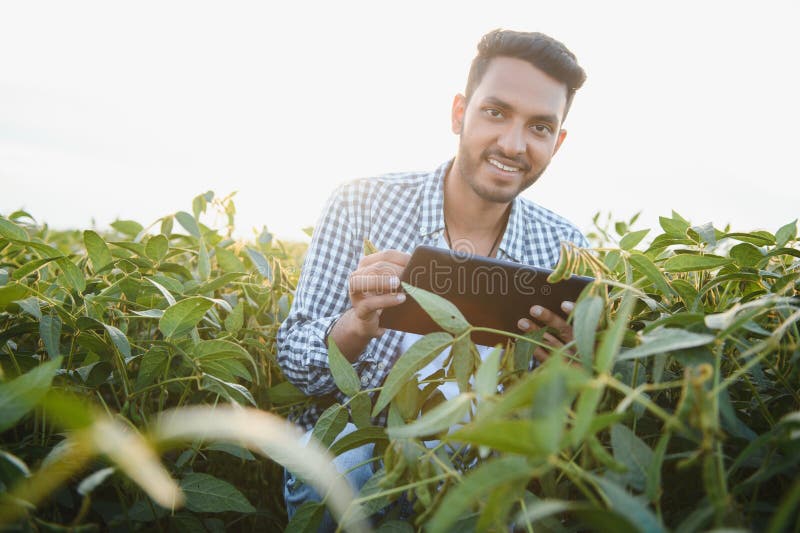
top-left (284, 423), bottom-right (376, 532)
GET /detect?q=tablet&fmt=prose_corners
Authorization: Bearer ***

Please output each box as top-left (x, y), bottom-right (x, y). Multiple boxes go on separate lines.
top-left (379, 245), bottom-right (594, 346)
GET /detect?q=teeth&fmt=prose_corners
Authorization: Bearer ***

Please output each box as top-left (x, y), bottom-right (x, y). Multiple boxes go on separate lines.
top-left (488, 158), bottom-right (520, 172)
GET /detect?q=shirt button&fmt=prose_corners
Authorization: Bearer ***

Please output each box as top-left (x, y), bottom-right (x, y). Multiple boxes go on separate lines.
top-left (377, 362), bottom-right (386, 371)
top-left (360, 374), bottom-right (370, 386)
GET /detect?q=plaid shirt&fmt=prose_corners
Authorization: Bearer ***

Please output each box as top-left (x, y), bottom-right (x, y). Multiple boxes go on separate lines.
top-left (276, 160), bottom-right (589, 430)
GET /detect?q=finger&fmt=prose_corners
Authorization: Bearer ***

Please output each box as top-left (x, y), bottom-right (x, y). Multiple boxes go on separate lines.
top-left (533, 347), bottom-right (550, 364)
top-left (530, 305), bottom-right (573, 343)
top-left (357, 250), bottom-right (411, 269)
top-left (353, 292), bottom-right (407, 320)
top-left (349, 271), bottom-right (401, 294)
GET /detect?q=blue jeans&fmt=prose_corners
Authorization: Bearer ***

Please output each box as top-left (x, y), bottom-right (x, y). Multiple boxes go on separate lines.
top-left (284, 423), bottom-right (376, 532)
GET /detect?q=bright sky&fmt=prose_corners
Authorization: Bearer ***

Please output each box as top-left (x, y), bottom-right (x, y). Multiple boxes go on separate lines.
top-left (1, 1), bottom-right (798, 242)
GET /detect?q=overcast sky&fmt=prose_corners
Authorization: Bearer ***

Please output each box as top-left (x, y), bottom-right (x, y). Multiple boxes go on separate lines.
top-left (1, 1), bottom-right (798, 242)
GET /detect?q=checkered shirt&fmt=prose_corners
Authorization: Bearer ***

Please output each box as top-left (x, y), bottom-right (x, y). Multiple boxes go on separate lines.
top-left (276, 160), bottom-right (589, 431)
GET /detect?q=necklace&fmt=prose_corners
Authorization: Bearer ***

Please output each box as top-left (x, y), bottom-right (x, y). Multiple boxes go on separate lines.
top-left (443, 205), bottom-right (510, 258)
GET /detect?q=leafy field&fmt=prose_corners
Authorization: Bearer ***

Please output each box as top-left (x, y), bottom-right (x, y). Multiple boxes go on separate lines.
top-left (1, 193), bottom-right (798, 532)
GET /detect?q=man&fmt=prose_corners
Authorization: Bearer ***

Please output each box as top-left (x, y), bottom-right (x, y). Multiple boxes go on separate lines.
top-left (277, 29), bottom-right (587, 523)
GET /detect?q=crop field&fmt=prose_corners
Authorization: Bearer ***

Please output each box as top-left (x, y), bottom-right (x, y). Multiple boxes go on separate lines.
top-left (0, 192), bottom-right (798, 532)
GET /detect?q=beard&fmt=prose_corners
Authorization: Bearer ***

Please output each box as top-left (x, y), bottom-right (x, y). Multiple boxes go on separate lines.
top-left (455, 142), bottom-right (547, 204)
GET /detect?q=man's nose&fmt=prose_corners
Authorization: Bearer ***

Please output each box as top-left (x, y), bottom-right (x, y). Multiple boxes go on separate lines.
top-left (496, 123), bottom-right (526, 156)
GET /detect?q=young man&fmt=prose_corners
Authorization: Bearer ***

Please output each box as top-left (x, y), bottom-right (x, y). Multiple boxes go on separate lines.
top-left (277, 29), bottom-right (587, 523)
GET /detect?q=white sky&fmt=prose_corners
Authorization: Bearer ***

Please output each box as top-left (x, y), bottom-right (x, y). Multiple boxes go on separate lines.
top-left (1, 1), bottom-right (798, 242)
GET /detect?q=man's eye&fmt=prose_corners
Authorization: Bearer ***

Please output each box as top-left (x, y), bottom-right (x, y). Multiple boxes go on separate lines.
top-left (484, 108), bottom-right (504, 119)
top-left (531, 124), bottom-right (553, 135)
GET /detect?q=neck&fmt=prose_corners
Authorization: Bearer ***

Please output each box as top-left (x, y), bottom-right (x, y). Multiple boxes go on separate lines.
top-left (443, 163), bottom-right (511, 256)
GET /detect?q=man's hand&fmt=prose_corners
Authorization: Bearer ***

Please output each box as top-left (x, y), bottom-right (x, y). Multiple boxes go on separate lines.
top-left (517, 301), bottom-right (576, 364)
top-left (329, 250), bottom-right (411, 362)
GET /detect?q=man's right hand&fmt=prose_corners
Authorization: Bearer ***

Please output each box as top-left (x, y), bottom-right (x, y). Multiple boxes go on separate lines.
top-left (329, 250), bottom-right (411, 362)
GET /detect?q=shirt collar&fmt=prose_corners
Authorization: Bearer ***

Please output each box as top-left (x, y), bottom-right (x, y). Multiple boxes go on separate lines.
top-left (418, 159), bottom-right (527, 263)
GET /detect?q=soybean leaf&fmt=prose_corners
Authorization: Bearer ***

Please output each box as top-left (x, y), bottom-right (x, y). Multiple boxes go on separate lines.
top-left (452, 336), bottom-right (474, 393)
top-left (111, 219), bottom-right (143, 237)
top-left (15, 297), bottom-right (42, 320)
top-left (328, 339), bottom-right (361, 397)
top-left (201, 374), bottom-right (256, 406)
top-left (206, 443), bottom-right (257, 461)
top-left (224, 301), bottom-right (244, 333)
top-left (573, 295), bottom-right (604, 371)
top-left (658, 216), bottom-right (689, 237)
top-left (730, 242), bottom-right (764, 268)
top-left (0, 217), bottom-right (28, 241)
top-left (56, 257), bottom-right (86, 292)
top-left (450, 419), bottom-right (550, 456)
top-left (215, 247), bottom-right (246, 273)
top-left (286, 501), bottom-right (325, 533)
top-left (363, 238), bottom-right (379, 256)
top-left (690, 222), bottom-right (717, 246)
top-left (401, 283), bottom-right (470, 334)
top-left (268, 381), bottom-right (307, 405)
top-left (474, 345), bottom-right (502, 399)
top-left (39, 315), bottom-right (62, 358)
top-left (0, 356), bottom-right (62, 432)
top-left (145, 234), bottom-right (169, 262)
top-left (664, 254), bottom-right (733, 273)
top-left (159, 297), bottom-right (214, 338)
top-left (190, 272), bottom-right (247, 296)
top-left (12, 257), bottom-right (61, 280)
top-left (427, 456), bottom-right (534, 533)
top-left (350, 394), bottom-right (372, 428)
top-left (619, 229), bottom-right (650, 251)
top-left (388, 394), bottom-right (472, 439)
top-left (629, 253), bottom-right (674, 297)
top-left (135, 349), bottom-right (169, 390)
top-left (181, 472), bottom-right (255, 513)
top-left (775, 219), bottom-right (797, 247)
top-left (103, 323), bottom-right (132, 361)
top-left (246, 247), bottom-right (272, 280)
top-left (312, 404), bottom-right (349, 448)
top-left (372, 332), bottom-right (452, 416)
top-left (329, 426), bottom-right (387, 457)
top-left (617, 328), bottom-right (715, 361)
top-left (175, 211), bottom-right (201, 238)
top-left (194, 339), bottom-right (256, 375)
top-left (146, 277), bottom-right (178, 305)
top-left (646, 432), bottom-right (670, 503)
top-left (723, 231), bottom-right (776, 246)
top-left (83, 230), bottom-right (114, 271)
top-left (589, 474), bottom-right (665, 533)
top-left (0, 283), bottom-right (28, 311)
top-left (132, 309), bottom-right (164, 319)
top-left (607, 424), bottom-right (653, 492)
top-left (198, 241), bottom-right (211, 281)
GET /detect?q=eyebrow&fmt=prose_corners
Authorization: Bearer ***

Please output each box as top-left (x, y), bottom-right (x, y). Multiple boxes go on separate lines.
top-left (483, 96), bottom-right (560, 126)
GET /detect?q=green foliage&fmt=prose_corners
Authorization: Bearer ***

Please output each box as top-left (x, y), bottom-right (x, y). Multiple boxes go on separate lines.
top-left (1, 200), bottom-right (799, 532)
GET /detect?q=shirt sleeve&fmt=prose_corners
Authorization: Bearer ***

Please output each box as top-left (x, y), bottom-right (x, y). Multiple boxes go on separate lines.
top-left (276, 183), bottom-right (370, 396)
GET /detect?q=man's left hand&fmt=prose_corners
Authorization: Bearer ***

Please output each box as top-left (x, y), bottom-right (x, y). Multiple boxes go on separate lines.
top-left (517, 301), bottom-right (575, 364)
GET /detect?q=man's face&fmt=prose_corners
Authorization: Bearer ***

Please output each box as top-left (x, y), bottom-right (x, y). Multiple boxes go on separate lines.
top-left (452, 56), bottom-right (569, 204)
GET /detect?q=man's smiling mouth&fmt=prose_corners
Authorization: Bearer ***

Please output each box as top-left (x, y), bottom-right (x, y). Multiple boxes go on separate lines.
top-left (488, 158), bottom-right (522, 173)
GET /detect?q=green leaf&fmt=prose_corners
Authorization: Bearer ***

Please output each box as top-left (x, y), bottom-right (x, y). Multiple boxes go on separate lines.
top-left (159, 297), bottom-right (214, 338)
top-left (103, 323), bottom-right (132, 361)
top-left (11, 256), bottom-right (61, 280)
top-left (730, 242), bottom-right (765, 268)
top-left (15, 296), bottom-right (42, 320)
top-left (328, 339), bottom-right (361, 397)
top-left (0, 216), bottom-right (28, 241)
top-left (723, 231), bottom-right (776, 246)
top-left (224, 301), bottom-right (244, 333)
top-left (285, 501), bottom-right (325, 533)
top-left (363, 238), bottom-right (379, 256)
top-left (350, 394), bottom-right (372, 428)
top-left (450, 419), bottom-right (551, 456)
top-left (39, 315), bottom-right (62, 358)
top-left (175, 211), bottom-right (201, 238)
top-left (0, 283), bottom-right (28, 311)
top-left (206, 442), bottom-right (256, 461)
top-left (110, 219), bottom-right (143, 237)
top-left (246, 247), bottom-right (272, 280)
top-left (388, 393), bottom-right (472, 439)
top-left (145, 234), bottom-right (169, 262)
top-left (135, 348), bottom-right (169, 390)
top-left (474, 345), bottom-right (502, 399)
top-left (311, 404), bottom-right (349, 448)
top-left (595, 290), bottom-right (635, 372)
top-left (328, 426), bottom-right (387, 457)
top-left (607, 424), bottom-right (654, 491)
top-left (646, 432), bottom-right (670, 502)
top-left (146, 277), bottom-right (178, 306)
top-left (452, 336), bottom-right (474, 393)
top-left (181, 472), bottom-right (255, 513)
top-left (198, 241), bottom-right (210, 280)
top-left (372, 332), bottom-right (452, 416)
top-left (201, 374), bottom-right (256, 406)
top-left (267, 381), bottom-right (307, 405)
top-left (427, 456), bottom-right (534, 533)
top-left (663, 254), bottom-right (732, 273)
top-left (401, 283), bottom-right (470, 334)
top-left (193, 339), bottom-right (256, 369)
top-left (215, 247), bottom-right (246, 273)
top-left (190, 272), bottom-right (247, 296)
top-left (590, 474), bottom-right (665, 533)
top-left (629, 253), bottom-right (674, 296)
top-left (0, 356), bottom-right (62, 432)
top-left (619, 229), bottom-right (650, 251)
top-left (658, 216), bottom-right (689, 237)
top-left (56, 257), bottom-right (86, 292)
top-left (690, 222), bottom-right (717, 246)
top-left (573, 295), bottom-right (604, 371)
top-left (83, 230), bottom-right (114, 271)
top-left (775, 219), bottom-right (797, 247)
top-left (617, 327), bottom-right (715, 361)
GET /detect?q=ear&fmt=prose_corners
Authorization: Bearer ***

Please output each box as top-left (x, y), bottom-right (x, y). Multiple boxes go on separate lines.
top-left (451, 93), bottom-right (466, 134)
top-left (552, 129), bottom-right (568, 156)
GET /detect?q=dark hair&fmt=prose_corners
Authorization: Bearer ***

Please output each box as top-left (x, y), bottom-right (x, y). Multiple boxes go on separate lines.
top-left (465, 29), bottom-right (586, 121)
